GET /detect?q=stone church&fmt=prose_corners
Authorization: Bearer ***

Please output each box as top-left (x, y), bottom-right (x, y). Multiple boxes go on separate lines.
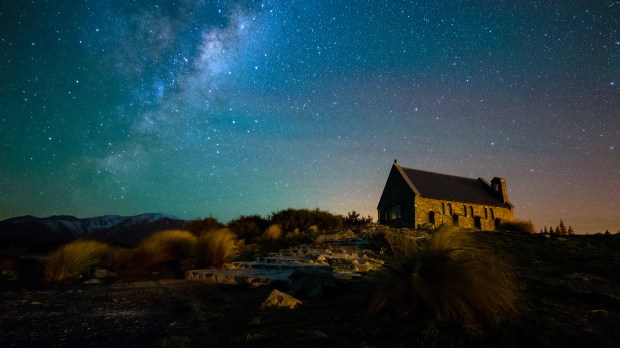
top-left (377, 160), bottom-right (514, 230)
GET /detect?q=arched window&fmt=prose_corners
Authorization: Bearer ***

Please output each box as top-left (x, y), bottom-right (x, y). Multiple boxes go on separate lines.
top-left (490, 208), bottom-right (495, 219)
top-left (484, 207), bottom-right (488, 219)
top-left (441, 202), bottom-right (445, 215)
top-left (448, 203), bottom-right (452, 215)
top-left (463, 205), bottom-right (467, 216)
top-left (470, 206), bottom-right (474, 217)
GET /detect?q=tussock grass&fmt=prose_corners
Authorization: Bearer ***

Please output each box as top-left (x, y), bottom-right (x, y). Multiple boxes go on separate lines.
top-left (198, 228), bottom-right (237, 268)
top-left (262, 224), bottom-right (282, 243)
top-left (384, 229), bottom-right (427, 259)
top-left (370, 225), bottom-right (520, 328)
top-left (131, 230), bottom-right (197, 268)
top-left (45, 240), bottom-right (109, 281)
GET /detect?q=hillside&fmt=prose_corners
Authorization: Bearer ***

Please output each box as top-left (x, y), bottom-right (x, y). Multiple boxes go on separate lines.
top-left (0, 213), bottom-right (185, 250)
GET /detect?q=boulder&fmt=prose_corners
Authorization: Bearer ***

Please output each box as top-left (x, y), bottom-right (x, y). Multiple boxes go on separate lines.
top-left (261, 289), bottom-right (302, 310)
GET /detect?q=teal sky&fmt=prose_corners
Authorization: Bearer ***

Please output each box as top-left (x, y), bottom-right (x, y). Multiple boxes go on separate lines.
top-left (1, 1), bottom-right (618, 233)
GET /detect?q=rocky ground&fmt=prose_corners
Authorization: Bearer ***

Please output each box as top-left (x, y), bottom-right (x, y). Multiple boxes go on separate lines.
top-left (1, 231), bottom-right (620, 347)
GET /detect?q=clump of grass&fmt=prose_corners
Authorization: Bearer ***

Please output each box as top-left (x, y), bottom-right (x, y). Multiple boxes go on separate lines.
top-left (45, 240), bottom-right (110, 281)
top-left (198, 228), bottom-right (237, 268)
top-left (370, 225), bottom-right (520, 328)
top-left (499, 219), bottom-right (536, 233)
top-left (384, 229), bottom-right (426, 259)
top-left (131, 230), bottom-right (197, 268)
top-left (157, 335), bottom-right (190, 348)
top-left (262, 224), bottom-right (282, 243)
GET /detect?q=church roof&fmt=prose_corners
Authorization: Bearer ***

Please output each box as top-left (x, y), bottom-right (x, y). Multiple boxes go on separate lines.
top-left (396, 164), bottom-right (509, 207)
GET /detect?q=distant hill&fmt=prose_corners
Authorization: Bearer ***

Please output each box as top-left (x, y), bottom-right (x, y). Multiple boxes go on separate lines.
top-left (0, 213), bottom-right (186, 250)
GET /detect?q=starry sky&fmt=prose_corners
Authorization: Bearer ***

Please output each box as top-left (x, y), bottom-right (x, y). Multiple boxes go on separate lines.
top-left (1, 1), bottom-right (618, 233)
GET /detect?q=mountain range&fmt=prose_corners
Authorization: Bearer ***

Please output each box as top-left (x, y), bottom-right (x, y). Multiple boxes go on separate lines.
top-left (0, 213), bottom-right (186, 250)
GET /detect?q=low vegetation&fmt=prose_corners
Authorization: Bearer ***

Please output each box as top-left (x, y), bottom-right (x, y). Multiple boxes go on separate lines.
top-left (157, 335), bottom-right (190, 348)
top-left (197, 228), bottom-right (237, 268)
top-left (2, 216), bottom-right (620, 347)
top-left (262, 224), bottom-right (282, 243)
top-left (44, 239), bottom-right (110, 281)
top-left (130, 230), bottom-right (197, 269)
top-left (370, 225), bottom-right (520, 328)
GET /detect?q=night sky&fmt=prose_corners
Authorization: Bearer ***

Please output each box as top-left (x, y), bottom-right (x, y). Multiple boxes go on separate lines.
top-left (1, 1), bottom-right (618, 233)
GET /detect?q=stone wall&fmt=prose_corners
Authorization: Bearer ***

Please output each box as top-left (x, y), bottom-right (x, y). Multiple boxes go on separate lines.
top-left (413, 196), bottom-right (513, 230)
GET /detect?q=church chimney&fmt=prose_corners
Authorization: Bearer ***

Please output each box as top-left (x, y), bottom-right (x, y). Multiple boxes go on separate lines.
top-left (491, 177), bottom-right (509, 204)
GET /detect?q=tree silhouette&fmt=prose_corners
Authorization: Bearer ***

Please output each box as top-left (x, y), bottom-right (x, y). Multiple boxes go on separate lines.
top-left (559, 220), bottom-right (567, 234)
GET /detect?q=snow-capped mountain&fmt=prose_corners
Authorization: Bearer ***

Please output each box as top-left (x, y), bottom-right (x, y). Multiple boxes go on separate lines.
top-left (0, 213), bottom-right (186, 249)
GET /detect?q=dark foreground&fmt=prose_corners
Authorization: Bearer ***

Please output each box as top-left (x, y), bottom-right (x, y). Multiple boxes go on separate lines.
top-left (1, 231), bottom-right (619, 347)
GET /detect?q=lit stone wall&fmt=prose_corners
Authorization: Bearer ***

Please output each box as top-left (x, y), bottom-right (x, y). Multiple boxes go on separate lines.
top-left (413, 196), bottom-right (513, 230)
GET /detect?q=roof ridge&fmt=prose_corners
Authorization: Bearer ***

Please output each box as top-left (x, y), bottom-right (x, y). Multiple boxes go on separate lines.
top-left (400, 166), bottom-right (480, 182)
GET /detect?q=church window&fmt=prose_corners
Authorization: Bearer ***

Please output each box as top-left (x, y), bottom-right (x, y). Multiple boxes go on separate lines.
top-left (390, 204), bottom-right (402, 220)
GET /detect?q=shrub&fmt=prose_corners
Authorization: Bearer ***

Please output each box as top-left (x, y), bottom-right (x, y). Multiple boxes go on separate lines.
top-left (269, 208), bottom-right (344, 232)
top-left (283, 228), bottom-right (312, 245)
top-left (499, 219), bottom-right (536, 233)
top-left (184, 217), bottom-right (224, 236)
top-left (45, 240), bottom-right (110, 281)
top-left (384, 229), bottom-right (427, 259)
top-left (228, 215), bottom-right (269, 242)
top-left (198, 228), bottom-right (237, 268)
top-left (370, 225), bottom-right (519, 328)
top-left (131, 230), bottom-right (197, 268)
top-left (262, 224), bottom-right (282, 243)
top-left (344, 210), bottom-right (374, 227)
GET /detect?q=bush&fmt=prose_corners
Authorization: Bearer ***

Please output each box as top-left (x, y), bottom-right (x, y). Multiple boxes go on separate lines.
top-left (370, 225), bottom-right (519, 328)
top-left (269, 208), bottom-right (344, 232)
top-left (131, 230), bottom-right (197, 269)
top-left (384, 229), bottom-right (427, 259)
top-left (262, 224), bottom-right (282, 243)
top-left (227, 215), bottom-right (269, 242)
top-left (45, 240), bottom-right (110, 281)
top-left (344, 210), bottom-right (374, 227)
top-left (184, 217), bottom-right (224, 236)
top-left (198, 228), bottom-right (237, 268)
top-left (499, 219), bottom-right (536, 233)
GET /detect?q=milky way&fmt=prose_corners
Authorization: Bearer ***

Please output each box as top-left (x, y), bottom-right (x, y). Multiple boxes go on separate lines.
top-left (1, 1), bottom-right (618, 233)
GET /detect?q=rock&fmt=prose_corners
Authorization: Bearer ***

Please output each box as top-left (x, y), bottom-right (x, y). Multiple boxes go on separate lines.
top-left (83, 278), bottom-right (101, 284)
top-left (289, 269), bottom-right (340, 298)
top-left (261, 289), bottom-right (302, 310)
top-left (311, 330), bottom-right (328, 338)
top-left (94, 269), bottom-right (116, 278)
top-left (328, 258), bottom-right (355, 272)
